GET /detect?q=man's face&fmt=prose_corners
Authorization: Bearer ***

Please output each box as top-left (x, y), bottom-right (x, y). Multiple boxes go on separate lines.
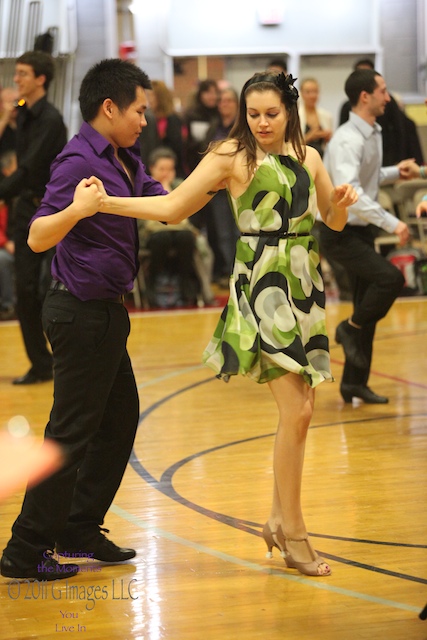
top-left (110, 86), bottom-right (148, 149)
top-left (367, 75), bottom-right (390, 118)
top-left (13, 63), bottom-right (42, 101)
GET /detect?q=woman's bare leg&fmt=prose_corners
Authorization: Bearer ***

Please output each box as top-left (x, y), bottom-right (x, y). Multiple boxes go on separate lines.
top-left (266, 373), bottom-right (329, 574)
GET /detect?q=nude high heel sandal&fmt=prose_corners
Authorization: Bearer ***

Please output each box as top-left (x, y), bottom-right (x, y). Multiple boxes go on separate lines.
top-left (263, 524), bottom-right (331, 576)
top-left (283, 537), bottom-right (331, 576)
top-left (262, 522), bottom-right (286, 559)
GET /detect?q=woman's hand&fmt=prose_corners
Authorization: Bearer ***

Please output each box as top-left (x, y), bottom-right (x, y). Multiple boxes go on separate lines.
top-left (86, 175), bottom-right (107, 196)
top-left (331, 183), bottom-right (358, 208)
top-left (86, 176), bottom-right (109, 212)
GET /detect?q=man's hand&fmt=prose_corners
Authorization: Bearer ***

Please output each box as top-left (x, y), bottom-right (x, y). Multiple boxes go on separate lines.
top-left (397, 159), bottom-right (420, 180)
top-left (73, 178), bottom-right (103, 219)
top-left (394, 220), bottom-right (410, 245)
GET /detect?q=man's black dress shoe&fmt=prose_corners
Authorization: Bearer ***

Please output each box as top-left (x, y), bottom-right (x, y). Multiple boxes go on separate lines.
top-left (56, 529), bottom-right (136, 563)
top-left (0, 552), bottom-right (79, 580)
top-left (12, 370), bottom-right (53, 385)
top-left (335, 320), bottom-right (368, 369)
top-left (340, 384), bottom-right (389, 404)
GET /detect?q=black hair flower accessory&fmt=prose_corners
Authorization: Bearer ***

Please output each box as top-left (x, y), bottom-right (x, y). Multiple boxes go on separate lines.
top-left (274, 72), bottom-right (299, 105)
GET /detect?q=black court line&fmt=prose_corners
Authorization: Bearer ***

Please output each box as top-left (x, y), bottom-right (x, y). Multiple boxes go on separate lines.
top-left (130, 376), bottom-right (427, 585)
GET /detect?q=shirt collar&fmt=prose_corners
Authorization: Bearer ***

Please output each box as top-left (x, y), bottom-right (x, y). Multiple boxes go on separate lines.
top-left (349, 111), bottom-right (382, 138)
top-left (20, 94), bottom-right (48, 119)
top-left (79, 121), bottom-right (113, 156)
top-left (78, 122), bottom-right (140, 165)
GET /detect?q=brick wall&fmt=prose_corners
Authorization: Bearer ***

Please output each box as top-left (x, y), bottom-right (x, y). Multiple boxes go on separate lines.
top-left (172, 56), bottom-right (226, 113)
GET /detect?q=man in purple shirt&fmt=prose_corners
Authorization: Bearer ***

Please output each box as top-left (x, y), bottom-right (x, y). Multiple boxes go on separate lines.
top-left (1, 59), bottom-right (166, 580)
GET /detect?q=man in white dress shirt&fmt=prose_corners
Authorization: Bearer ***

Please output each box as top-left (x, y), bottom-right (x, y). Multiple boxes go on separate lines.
top-left (319, 69), bottom-right (419, 404)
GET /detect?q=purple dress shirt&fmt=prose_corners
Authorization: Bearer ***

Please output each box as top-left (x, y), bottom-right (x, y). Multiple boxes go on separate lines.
top-left (31, 121), bottom-right (166, 301)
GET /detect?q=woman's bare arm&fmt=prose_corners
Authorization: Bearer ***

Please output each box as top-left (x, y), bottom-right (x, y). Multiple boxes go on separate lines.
top-left (92, 142), bottom-right (235, 224)
top-left (305, 146), bottom-right (357, 230)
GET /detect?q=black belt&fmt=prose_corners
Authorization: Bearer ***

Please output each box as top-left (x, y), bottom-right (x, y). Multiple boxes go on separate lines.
top-left (49, 280), bottom-right (124, 304)
top-left (240, 232), bottom-right (310, 238)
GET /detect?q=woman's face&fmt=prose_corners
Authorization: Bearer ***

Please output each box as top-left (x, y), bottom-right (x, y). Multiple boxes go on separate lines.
top-left (218, 91), bottom-right (238, 119)
top-left (300, 81), bottom-right (319, 108)
top-left (246, 89), bottom-right (288, 153)
top-left (200, 85), bottom-right (219, 108)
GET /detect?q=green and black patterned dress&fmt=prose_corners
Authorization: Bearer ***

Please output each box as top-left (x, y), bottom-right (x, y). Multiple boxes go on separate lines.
top-left (202, 153), bottom-right (331, 388)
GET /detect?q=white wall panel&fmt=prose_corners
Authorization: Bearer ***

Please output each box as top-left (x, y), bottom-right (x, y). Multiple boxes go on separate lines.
top-left (163, 0), bottom-right (379, 56)
top-left (0, 0), bottom-right (77, 57)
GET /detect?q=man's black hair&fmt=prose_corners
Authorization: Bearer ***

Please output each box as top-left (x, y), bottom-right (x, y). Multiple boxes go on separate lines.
top-left (79, 58), bottom-right (151, 122)
top-left (16, 50), bottom-right (55, 90)
top-left (345, 69), bottom-right (381, 106)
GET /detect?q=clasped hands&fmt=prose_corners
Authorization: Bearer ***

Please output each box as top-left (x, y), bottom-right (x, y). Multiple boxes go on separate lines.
top-left (397, 159), bottom-right (427, 220)
top-left (73, 176), bottom-right (107, 218)
top-left (397, 158), bottom-right (420, 180)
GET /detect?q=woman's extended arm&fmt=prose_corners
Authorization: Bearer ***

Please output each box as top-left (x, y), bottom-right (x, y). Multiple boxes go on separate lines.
top-left (93, 144), bottom-right (234, 224)
top-left (305, 146), bottom-right (357, 230)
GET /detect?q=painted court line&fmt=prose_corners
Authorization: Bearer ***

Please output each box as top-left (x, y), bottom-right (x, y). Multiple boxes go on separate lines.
top-left (110, 504), bottom-right (420, 615)
top-left (137, 365), bottom-right (205, 390)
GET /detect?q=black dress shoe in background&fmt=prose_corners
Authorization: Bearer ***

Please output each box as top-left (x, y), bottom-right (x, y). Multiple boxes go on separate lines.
top-left (0, 552), bottom-right (79, 580)
top-left (56, 528), bottom-right (136, 563)
top-left (340, 384), bottom-right (389, 404)
top-left (335, 320), bottom-right (368, 369)
top-left (12, 370), bottom-right (53, 385)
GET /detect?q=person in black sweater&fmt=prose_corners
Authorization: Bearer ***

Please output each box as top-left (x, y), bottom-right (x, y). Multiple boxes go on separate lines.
top-left (0, 51), bottom-right (67, 384)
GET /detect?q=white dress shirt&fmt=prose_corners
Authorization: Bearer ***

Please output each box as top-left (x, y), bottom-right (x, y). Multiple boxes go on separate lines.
top-left (323, 112), bottom-right (400, 233)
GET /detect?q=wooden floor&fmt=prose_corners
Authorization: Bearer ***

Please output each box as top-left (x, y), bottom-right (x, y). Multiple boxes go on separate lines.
top-left (0, 296), bottom-right (426, 640)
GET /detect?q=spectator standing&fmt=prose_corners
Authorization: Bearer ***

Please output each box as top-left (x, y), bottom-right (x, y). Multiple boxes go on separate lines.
top-left (203, 87), bottom-right (240, 285)
top-left (298, 78), bottom-right (333, 158)
top-left (139, 80), bottom-right (187, 178)
top-left (0, 86), bottom-right (18, 156)
top-left (183, 79), bottom-right (220, 254)
top-left (184, 79), bottom-right (219, 174)
top-left (0, 51), bottom-right (67, 384)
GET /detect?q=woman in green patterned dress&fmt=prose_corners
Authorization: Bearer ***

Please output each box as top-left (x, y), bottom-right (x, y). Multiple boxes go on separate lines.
top-left (78, 71), bottom-right (357, 576)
